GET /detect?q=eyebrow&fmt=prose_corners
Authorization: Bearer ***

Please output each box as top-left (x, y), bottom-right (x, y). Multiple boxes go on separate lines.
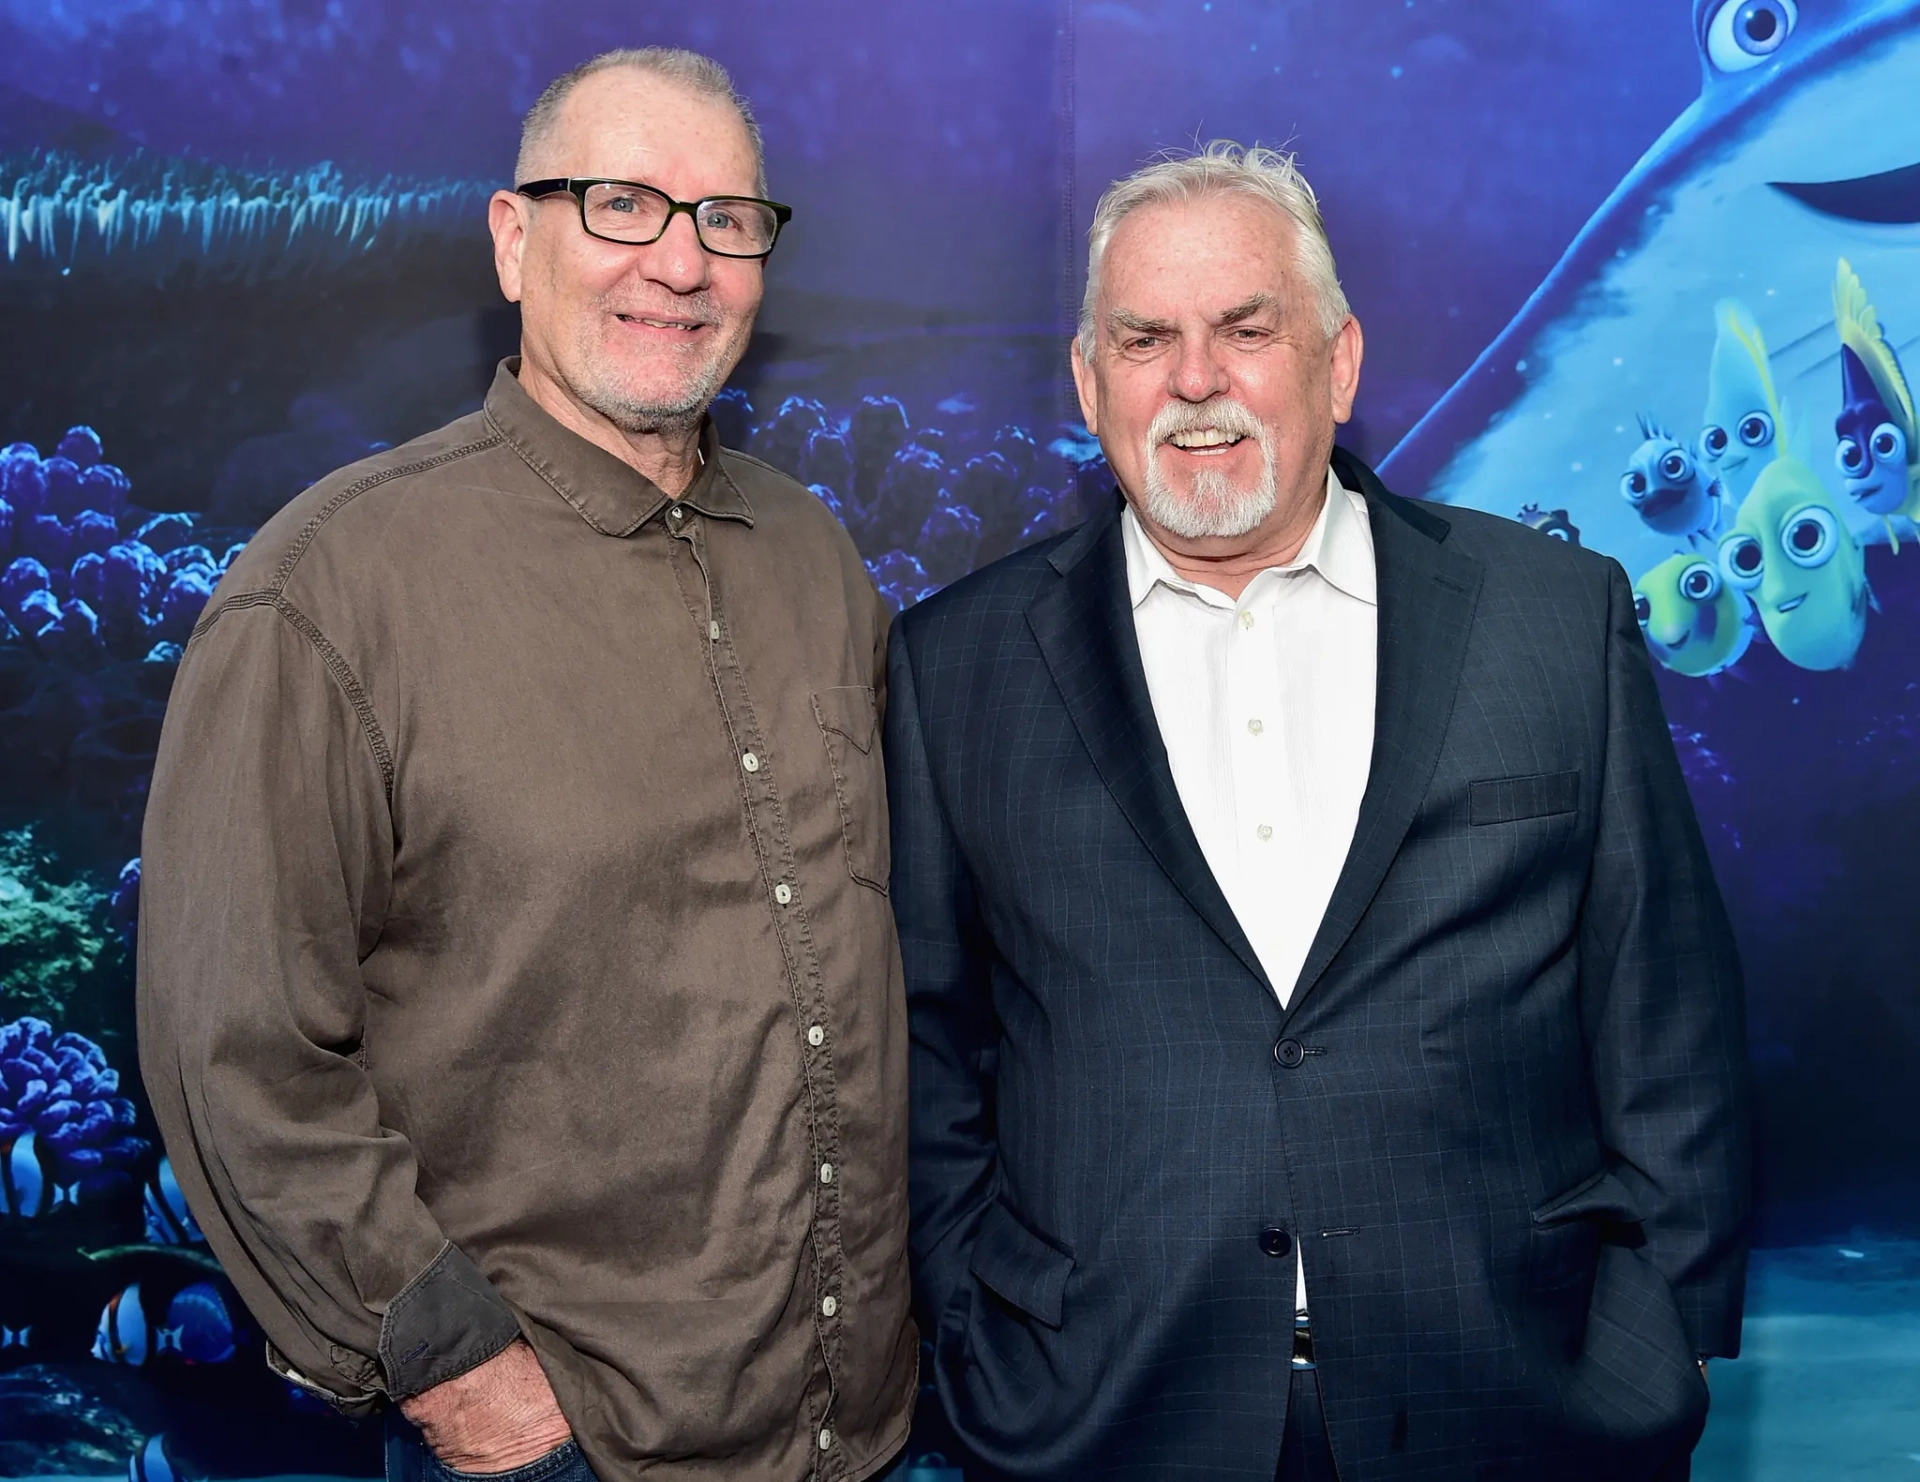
top-left (1107, 293), bottom-right (1276, 339)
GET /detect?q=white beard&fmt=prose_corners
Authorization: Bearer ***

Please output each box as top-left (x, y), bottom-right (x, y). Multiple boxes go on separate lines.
top-left (1138, 401), bottom-right (1278, 539)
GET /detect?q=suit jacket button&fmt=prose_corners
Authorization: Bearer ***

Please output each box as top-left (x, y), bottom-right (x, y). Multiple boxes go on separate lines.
top-left (1274, 1038), bottom-right (1305, 1068)
top-left (1260, 1227), bottom-right (1293, 1258)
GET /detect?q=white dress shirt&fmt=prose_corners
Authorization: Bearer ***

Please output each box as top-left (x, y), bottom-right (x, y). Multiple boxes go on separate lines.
top-left (1122, 466), bottom-right (1378, 1316)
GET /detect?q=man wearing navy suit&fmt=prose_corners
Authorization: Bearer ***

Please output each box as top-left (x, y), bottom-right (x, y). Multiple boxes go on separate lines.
top-left (886, 142), bottom-right (1750, 1481)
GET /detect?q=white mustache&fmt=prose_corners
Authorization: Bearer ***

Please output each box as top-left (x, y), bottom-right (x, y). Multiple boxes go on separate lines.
top-left (1148, 398), bottom-right (1264, 445)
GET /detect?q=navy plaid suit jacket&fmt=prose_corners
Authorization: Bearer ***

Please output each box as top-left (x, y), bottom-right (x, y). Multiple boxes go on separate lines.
top-left (885, 448), bottom-right (1751, 1481)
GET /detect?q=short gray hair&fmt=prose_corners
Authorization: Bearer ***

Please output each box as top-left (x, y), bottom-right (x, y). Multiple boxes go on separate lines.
top-left (515, 48), bottom-right (767, 196)
top-left (1079, 140), bottom-right (1350, 357)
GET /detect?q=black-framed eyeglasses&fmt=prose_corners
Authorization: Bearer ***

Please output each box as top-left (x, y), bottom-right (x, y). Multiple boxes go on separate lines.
top-left (515, 177), bottom-right (792, 260)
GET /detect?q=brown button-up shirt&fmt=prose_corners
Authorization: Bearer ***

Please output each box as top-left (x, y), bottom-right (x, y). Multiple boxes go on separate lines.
top-left (136, 361), bottom-right (917, 1480)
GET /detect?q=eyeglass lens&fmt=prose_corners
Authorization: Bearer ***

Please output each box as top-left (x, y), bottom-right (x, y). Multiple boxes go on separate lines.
top-left (583, 182), bottom-right (779, 256)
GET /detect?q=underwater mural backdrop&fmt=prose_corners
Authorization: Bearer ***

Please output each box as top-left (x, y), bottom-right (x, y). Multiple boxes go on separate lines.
top-left (0, 0), bottom-right (1916, 1476)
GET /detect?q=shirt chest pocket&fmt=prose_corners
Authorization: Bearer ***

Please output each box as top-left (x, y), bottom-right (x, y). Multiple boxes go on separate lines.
top-left (812, 685), bottom-right (889, 893)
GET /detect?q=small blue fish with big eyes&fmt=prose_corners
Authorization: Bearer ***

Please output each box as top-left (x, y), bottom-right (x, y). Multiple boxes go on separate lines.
top-left (1698, 299), bottom-right (1784, 506)
top-left (1517, 504), bottom-right (1581, 544)
top-left (93, 1280), bottom-right (235, 1366)
top-left (1621, 415), bottom-right (1726, 544)
top-left (1832, 258), bottom-right (1919, 547)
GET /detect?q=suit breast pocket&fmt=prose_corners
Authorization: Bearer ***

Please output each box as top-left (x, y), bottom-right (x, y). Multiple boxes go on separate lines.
top-left (812, 685), bottom-right (889, 893)
top-left (1469, 769), bottom-right (1581, 826)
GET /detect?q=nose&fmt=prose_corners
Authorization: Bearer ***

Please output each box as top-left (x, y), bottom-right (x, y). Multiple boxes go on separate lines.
top-left (633, 209), bottom-right (713, 294)
top-left (1169, 330), bottom-right (1229, 403)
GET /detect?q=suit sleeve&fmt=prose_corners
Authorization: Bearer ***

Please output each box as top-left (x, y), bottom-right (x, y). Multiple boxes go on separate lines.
top-left (884, 619), bottom-right (1000, 1332)
top-left (136, 600), bottom-right (523, 1410)
top-left (1578, 560), bottom-right (1753, 1358)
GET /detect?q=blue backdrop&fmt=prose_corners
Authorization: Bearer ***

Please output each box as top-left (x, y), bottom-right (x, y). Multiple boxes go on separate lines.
top-left (1, 1), bottom-right (1915, 1477)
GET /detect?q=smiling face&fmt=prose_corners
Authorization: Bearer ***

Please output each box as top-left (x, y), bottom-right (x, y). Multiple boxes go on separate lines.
top-left (1718, 455), bottom-right (1868, 670)
top-left (489, 67), bottom-right (764, 438)
top-left (1071, 192), bottom-right (1361, 549)
top-left (1622, 431), bottom-right (1711, 535)
top-left (1633, 551), bottom-right (1752, 676)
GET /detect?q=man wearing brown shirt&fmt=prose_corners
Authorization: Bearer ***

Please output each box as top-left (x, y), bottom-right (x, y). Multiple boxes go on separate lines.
top-left (136, 48), bottom-right (916, 1482)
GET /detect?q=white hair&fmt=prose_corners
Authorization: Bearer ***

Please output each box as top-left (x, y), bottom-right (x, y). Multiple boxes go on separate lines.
top-left (516, 48), bottom-right (767, 196)
top-left (1078, 140), bottom-right (1350, 357)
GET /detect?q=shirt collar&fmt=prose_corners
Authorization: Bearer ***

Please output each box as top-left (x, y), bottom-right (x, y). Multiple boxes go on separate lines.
top-left (1122, 465), bottom-right (1377, 610)
top-left (482, 358), bottom-right (754, 538)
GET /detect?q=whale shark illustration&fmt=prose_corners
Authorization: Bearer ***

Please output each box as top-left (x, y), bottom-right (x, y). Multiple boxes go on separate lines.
top-left (1381, 0), bottom-right (1920, 589)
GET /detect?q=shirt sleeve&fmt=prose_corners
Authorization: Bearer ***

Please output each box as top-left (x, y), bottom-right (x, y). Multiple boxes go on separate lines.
top-left (136, 596), bottom-right (523, 1409)
top-left (1577, 560), bottom-right (1753, 1359)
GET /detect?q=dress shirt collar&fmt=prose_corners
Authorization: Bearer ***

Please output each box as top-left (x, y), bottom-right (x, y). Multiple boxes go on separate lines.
top-left (483, 357), bottom-right (754, 538)
top-left (1121, 464), bottom-right (1376, 610)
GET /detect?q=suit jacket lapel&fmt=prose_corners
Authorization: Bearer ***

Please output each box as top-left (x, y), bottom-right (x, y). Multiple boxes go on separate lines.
top-left (1026, 506), bottom-right (1275, 996)
top-left (1282, 450), bottom-right (1484, 1026)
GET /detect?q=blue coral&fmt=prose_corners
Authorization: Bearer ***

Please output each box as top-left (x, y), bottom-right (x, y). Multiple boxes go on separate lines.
top-left (0, 430), bottom-right (211, 667)
top-left (0, 1017), bottom-right (146, 1195)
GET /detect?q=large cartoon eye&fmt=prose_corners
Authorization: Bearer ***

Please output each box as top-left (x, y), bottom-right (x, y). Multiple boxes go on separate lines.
top-left (1704, 0), bottom-right (1797, 72)
top-left (1700, 425), bottom-right (1730, 460)
top-left (1870, 422), bottom-right (1908, 466)
top-left (1621, 470), bottom-right (1649, 501)
top-left (1634, 593), bottom-right (1652, 626)
top-left (1737, 410), bottom-right (1775, 448)
top-left (1659, 449), bottom-right (1692, 483)
top-left (1780, 504), bottom-right (1837, 568)
top-left (1678, 561), bottom-right (1722, 602)
top-left (1719, 532), bottom-right (1764, 590)
top-left (1836, 437), bottom-right (1868, 477)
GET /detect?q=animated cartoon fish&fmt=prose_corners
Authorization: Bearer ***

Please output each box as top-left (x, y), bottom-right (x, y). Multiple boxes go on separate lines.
top-left (1517, 504), bottom-right (1582, 544)
top-left (2, 1131), bottom-right (78, 1218)
top-left (130, 1434), bottom-right (181, 1482)
top-left (1833, 257), bottom-right (1919, 542)
top-left (1633, 552), bottom-right (1755, 676)
top-left (93, 1280), bottom-right (236, 1366)
top-left (1381, 0), bottom-right (1920, 579)
top-left (1697, 299), bottom-right (1785, 504)
top-left (1718, 455), bottom-right (1871, 670)
top-left (1622, 415), bottom-right (1726, 542)
top-left (142, 1158), bottom-right (205, 1246)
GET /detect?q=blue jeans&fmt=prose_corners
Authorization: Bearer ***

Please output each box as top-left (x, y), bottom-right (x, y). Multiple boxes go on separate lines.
top-left (384, 1411), bottom-right (598, 1482)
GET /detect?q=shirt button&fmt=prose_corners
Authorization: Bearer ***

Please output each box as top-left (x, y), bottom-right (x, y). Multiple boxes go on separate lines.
top-left (820, 1162), bottom-right (834, 1184)
top-left (774, 882), bottom-right (793, 905)
top-left (807, 1024), bottom-right (825, 1047)
top-left (742, 751), bottom-right (760, 773)
top-left (821, 1295), bottom-right (838, 1317)
top-left (819, 1428), bottom-right (833, 1451)
top-left (1248, 718), bottom-right (1265, 735)
top-left (708, 620), bottom-right (720, 641)
top-left (1239, 609), bottom-right (1256, 629)
top-left (668, 504), bottom-right (686, 524)
top-left (1257, 824), bottom-right (1274, 841)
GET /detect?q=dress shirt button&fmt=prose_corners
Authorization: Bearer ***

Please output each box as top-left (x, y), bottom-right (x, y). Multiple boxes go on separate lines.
top-left (820, 1162), bottom-right (834, 1184)
top-left (708, 620), bottom-right (720, 641)
top-left (1257, 823), bottom-right (1274, 841)
top-left (742, 751), bottom-right (760, 773)
top-left (1248, 718), bottom-right (1265, 735)
top-left (668, 505), bottom-right (686, 525)
top-left (821, 1295), bottom-right (838, 1317)
top-left (1274, 1038), bottom-right (1305, 1068)
top-left (819, 1428), bottom-right (834, 1451)
top-left (807, 1024), bottom-right (825, 1047)
top-left (1260, 1226), bottom-right (1293, 1258)
top-left (1239, 609), bottom-right (1256, 630)
top-left (774, 882), bottom-right (793, 905)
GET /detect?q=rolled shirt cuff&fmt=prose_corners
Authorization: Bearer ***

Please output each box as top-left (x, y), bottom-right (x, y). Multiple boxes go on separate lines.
top-left (378, 1241), bottom-right (525, 1399)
